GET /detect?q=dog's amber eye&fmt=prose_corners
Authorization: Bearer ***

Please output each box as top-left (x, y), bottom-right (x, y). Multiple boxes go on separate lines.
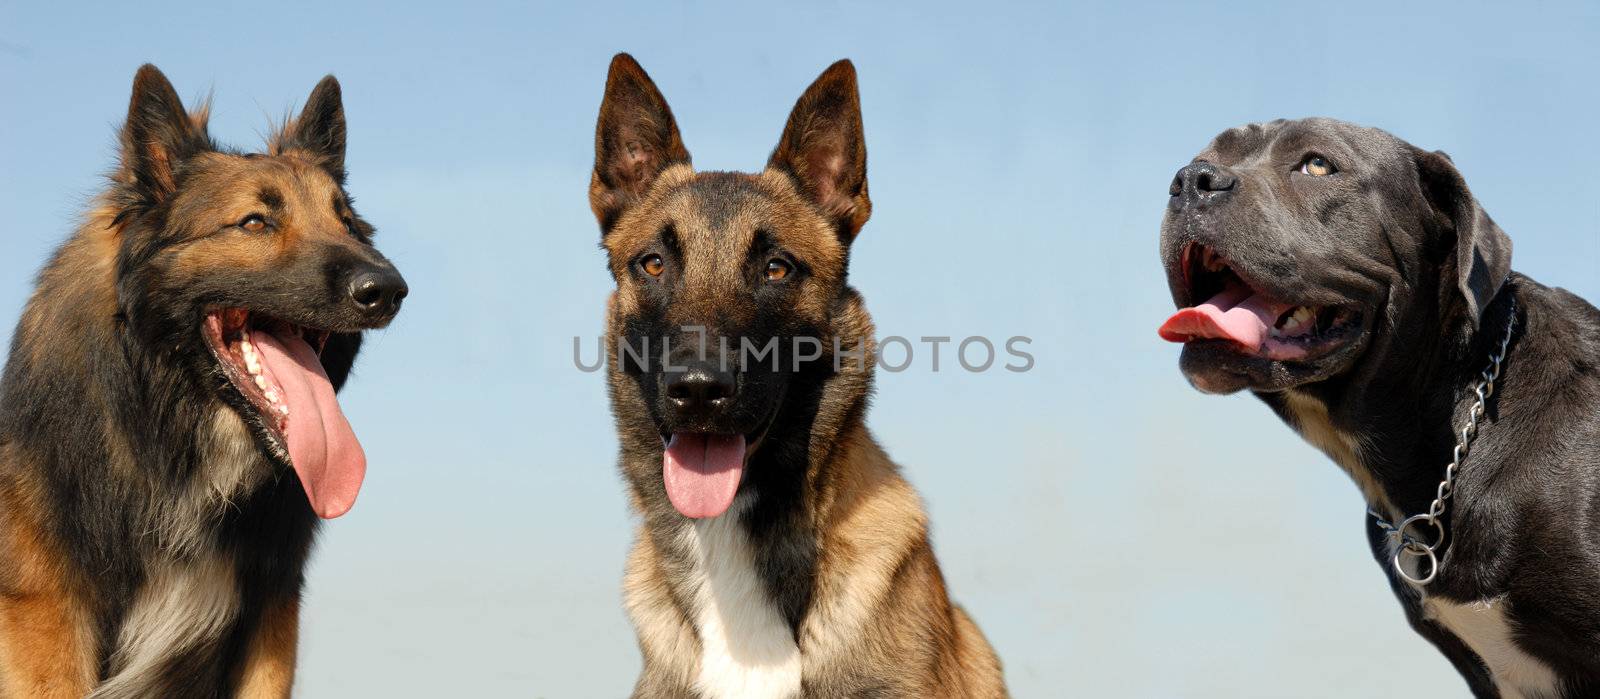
top-left (765, 259), bottom-right (792, 282)
top-left (239, 214), bottom-right (267, 233)
top-left (1299, 156), bottom-right (1336, 177)
top-left (639, 254), bottom-right (665, 277)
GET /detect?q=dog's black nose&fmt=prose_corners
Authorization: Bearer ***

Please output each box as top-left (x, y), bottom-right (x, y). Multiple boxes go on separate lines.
top-left (346, 266), bottom-right (408, 317)
top-left (665, 362), bottom-right (737, 415)
top-left (1170, 162), bottom-right (1238, 208)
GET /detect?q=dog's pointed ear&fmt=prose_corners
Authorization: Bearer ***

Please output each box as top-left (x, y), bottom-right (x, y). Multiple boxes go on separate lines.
top-left (1414, 147), bottom-right (1512, 332)
top-left (768, 59), bottom-right (870, 241)
top-left (120, 64), bottom-right (210, 203)
top-left (590, 53), bottom-right (690, 233)
top-left (276, 75), bottom-right (348, 182)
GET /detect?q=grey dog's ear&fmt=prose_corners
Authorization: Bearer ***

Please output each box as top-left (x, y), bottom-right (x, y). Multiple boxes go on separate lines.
top-left (1413, 147), bottom-right (1511, 332)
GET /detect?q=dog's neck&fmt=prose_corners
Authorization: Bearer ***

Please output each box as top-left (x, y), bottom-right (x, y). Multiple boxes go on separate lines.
top-left (704, 405), bottom-right (875, 633)
top-left (1266, 283), bottom-right (1523, 522)
top-left (637, 382), bottom-right (876, 644)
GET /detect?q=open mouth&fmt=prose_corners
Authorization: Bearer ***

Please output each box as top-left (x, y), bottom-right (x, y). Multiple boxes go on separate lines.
top-left (660, 423), bottom-right (772, 520)
top-left (202, 308), bottom-right (366, 519)
top-left (1158, 243), bottom-right (1361, 361)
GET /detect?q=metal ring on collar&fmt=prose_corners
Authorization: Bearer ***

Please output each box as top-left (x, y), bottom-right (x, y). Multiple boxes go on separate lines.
top-left (1393, 540), bottom-right (1439, 586)
top-left (1396, 514), bottom-right (1446, 552)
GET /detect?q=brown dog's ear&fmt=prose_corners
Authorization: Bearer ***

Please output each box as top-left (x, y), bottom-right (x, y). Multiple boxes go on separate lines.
top-left (276, 76), bottom-right (348, 183)
top-left (1414, 147), bottom-right (1512, 332)
top-left (590, 53), bottom-right (690, 233)
top-left (768, 59), bottom-right (870, 241)
top-left (120, 64), bottom-right (210, 203)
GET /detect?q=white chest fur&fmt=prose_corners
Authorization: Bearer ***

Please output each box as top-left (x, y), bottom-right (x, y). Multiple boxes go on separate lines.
top-left (680, 505), bottom-right (802, 699)
top-left (94, 556), bottom-right (240, 697)
top-left (155, 408), bottom-right (271, 557)
top-left (1423, 596), bottom-right (1561, 698)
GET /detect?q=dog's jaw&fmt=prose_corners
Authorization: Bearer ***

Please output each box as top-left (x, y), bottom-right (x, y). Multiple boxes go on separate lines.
top-left (1160, 241), bottom-right (1371, 393)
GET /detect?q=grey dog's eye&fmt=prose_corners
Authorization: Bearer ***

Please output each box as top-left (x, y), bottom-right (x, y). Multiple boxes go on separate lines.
top-left (1299, 156), bottom-right (1336, 177)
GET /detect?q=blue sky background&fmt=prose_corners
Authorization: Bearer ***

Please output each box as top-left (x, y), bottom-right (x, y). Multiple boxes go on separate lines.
top-left (3, 1), bottom-right (1598, 696)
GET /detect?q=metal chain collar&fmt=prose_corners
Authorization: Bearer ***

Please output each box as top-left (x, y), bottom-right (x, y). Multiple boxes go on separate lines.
top-left (1371, 299), bottom-right (1517, 586)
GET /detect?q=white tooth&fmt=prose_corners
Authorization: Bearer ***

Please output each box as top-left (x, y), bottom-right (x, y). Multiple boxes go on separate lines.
top-left (245, 355), bottom-right (261, 375)
top-left (1270, 326), bottom-right (1285, 338)
top-left (1292, 310), bottom-right (1310, 331)
top-left (1276, 306), bottom-right (1315, 335)
top-left (263, 389), bottom-right (279, 403)
top-left (254, 375), bottom-right (269, 391)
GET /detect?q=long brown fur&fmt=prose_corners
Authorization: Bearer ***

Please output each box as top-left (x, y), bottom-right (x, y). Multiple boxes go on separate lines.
top-left (0, 64), bottom-right (402, 698)
top-left (0, 462), bottom-right (97, 699)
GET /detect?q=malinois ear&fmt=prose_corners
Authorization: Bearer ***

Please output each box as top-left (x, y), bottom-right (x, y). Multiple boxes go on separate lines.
top-left (768, 59), bottom-right (870, 241)
top-left (1413, 147), bottom-right (1512, 333)
top-left (590, 53), bottom-right (690, 233)
top-left (120, 64), bottom-right (211, 204)
top-left (276, 76), bottom-right (348, 183)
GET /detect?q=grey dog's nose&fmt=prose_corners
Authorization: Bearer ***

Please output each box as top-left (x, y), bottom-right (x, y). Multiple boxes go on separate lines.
top-left (1170, 161), bottom-right (1237, 208)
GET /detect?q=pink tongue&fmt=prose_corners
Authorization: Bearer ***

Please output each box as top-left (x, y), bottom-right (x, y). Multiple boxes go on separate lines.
top-left (252, 331), bottom-right (366, 519)
top-left (662, 433), bottom-right (746, 519)
top-left (1158, 284), bottom-right (1288, 352)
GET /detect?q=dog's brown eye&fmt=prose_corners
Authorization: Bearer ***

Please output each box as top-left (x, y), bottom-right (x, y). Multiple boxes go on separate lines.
top-left (639, 254), bottom-right (665, 277)
top-left (239, 214), bottom-right (268, 232)
top-left (1299, 156), bottom-right (1336, 177)
top-left (765, 259), bottom-right (792, 282)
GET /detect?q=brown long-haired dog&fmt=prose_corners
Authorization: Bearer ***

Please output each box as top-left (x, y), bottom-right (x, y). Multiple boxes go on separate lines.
top-left (0, 65), bottom-right (405, 697)
top-left (589, 53), bottom-right (1006, 698)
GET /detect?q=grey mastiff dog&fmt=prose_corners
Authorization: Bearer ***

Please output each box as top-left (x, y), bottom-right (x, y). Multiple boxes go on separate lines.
top-left (1157, 117), bottom-right (1600, 697)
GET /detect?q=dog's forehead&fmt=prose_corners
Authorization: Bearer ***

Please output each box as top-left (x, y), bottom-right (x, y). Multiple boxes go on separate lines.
top-left (187, 152), bottom-right (343, 204)
top-left (670, 172), bottom-right (769, 238)
top-left (657, 172), bottom-right (840, 255)
top-left (1201, 118), bottom-right (1406, 166)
